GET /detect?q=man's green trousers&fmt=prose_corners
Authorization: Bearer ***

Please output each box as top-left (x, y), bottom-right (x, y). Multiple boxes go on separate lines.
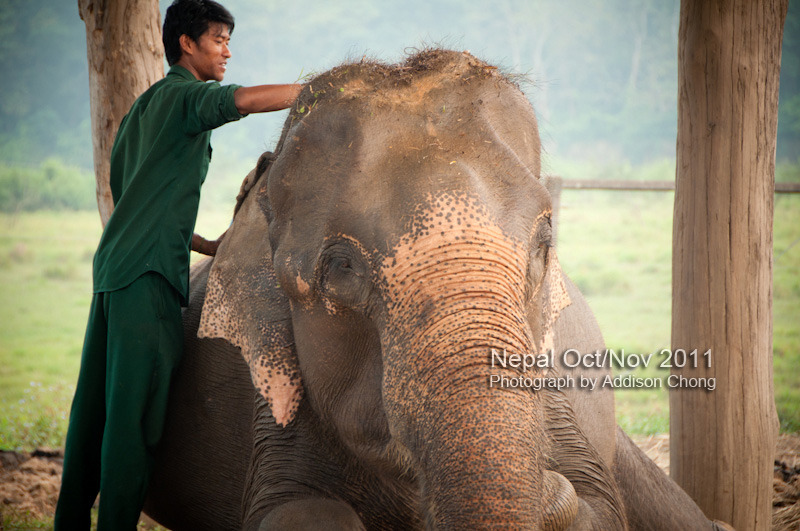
top-left (54, 272), bottom-right (183, 530)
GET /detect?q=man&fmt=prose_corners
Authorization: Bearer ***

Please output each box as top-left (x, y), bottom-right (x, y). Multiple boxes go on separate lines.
top-left (54, 1), bottom-right (302, 529)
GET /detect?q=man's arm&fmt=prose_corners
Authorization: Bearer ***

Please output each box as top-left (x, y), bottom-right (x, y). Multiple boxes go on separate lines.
top-left (192, 231), bottom-right (226, 256)
top-left (234, 84), bottom-right (303, 114)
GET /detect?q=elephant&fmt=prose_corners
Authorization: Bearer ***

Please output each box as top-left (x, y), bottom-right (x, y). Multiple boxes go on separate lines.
top-left (141, 49), bottom-right (730, 530)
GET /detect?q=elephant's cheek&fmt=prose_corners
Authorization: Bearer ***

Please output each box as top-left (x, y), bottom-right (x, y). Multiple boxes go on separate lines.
top-left (292, 305), bottom-right (393, 464)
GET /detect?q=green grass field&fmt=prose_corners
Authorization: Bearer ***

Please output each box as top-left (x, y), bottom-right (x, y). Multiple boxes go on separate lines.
top-left (0, 207), bottom-right (232, 450)
top-left (556, 189), bottom-right (800, 434)
top-left (0, 190), bottom-right (798, 451)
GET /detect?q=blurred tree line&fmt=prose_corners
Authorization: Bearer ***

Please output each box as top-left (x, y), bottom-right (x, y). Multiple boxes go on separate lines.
top-left (1, 0), bottom-right (797, 211)
top-left (778, 1), bottom-right (800, 163)
top-left (0, 0), bottom-right (91, 168)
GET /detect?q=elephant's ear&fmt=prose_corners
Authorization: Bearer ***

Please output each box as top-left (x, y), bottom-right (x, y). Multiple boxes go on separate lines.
top-left (198, 163), bottom-right (302, 427)
top-left (537, 249), bottom-right (572, 354)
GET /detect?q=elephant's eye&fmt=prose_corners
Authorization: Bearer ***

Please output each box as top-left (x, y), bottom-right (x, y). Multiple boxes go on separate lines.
top-left (330, 256), bottom-right (353, 273)
top-left (530, 221), bottom-right (552, 268)
top-left (526, 218), bottom-right (552, 303)
top-left (534, 218), bottom-right (553, 251)
top-left (318, 245), bottom-right (371, 310)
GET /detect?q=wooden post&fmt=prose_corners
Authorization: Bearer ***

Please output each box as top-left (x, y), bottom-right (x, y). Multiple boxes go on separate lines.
top-left (671, 1), bottom-right (787, 530)
top-left (79, 0), bottom-right (164, 226)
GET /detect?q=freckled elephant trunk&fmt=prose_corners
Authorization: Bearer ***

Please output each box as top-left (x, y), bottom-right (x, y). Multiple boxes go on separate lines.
top-left (380, 225), bottom-right (578, 529)
top-left (383, 306), bottom-right (578, 529)
top-left (416, 383), bottom-right (544, 528)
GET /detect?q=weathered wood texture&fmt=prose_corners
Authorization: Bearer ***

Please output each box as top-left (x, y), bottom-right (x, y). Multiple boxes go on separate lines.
top-left (79, 0), bottom-right (164, 226)
top-left (671, 1), bottom-right (787, 530)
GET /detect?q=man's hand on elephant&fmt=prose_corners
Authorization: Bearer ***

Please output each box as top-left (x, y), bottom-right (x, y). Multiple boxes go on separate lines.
top-left (192, 231), bottom-right (227, 256)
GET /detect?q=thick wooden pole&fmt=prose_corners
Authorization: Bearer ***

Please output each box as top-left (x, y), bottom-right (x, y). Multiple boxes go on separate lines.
top-left (79, 0), bottom-right (164, 226)
top-left (671, 1), bottom-right (786, 530)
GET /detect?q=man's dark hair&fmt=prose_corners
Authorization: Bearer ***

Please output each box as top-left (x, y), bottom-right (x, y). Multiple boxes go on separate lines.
top-left (163, 0), bottom-right (235, 66)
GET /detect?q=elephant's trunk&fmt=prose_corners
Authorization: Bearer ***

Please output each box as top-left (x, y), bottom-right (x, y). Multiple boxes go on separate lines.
top-left (380, 216), bottom-right (576, 529)
top-left (385, 318), bottom-right (579, 529)
top-left (416, 385), bottom-right (544, 528)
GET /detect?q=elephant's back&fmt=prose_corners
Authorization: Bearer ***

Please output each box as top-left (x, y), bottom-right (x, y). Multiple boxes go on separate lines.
top-left (144, 258), bottom-right (256, 530)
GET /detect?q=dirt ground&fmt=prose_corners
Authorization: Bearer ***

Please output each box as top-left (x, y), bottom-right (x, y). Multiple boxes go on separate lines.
top-left (634, 433), bottom-right (800, 530)
top-left (0, 448), bottom-right (62, 527)
top-left (2, 436), bottom-right (799, 529)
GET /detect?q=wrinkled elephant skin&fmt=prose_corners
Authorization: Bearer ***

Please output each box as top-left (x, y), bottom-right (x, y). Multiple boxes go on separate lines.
top-left (144, 50), bottom-right (724, 531)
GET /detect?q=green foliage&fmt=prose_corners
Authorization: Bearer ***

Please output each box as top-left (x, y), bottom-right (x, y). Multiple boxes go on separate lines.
top-left (2, 509), bottom-right (54, 530)
top-left (545, 156), bottom-right (675, 182)
top-left (5, 0), bottom-right (797, 192)
top-left (776, 158), bottom-right (800, 183)
top-left (0, 159), bottom-right (95, 212)
top-left (0, 211), bottom-right (99, 452)
top-left (0, 381), bottom-right (73, 450)
top-left (777, 0), bottom-right (800, 161)
top-left (0, 0), bottom-right (795, 212)
top-left (556, 182), bottom-right (800, 434)
top-left (780, 94), bottom-right (800, 136)
top-left (0, 0), bottom-right (92, 167)
top-left (773, 193), bottom-right (800, 432)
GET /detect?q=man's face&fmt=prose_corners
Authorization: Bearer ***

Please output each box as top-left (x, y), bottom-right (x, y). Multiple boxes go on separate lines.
top-left (183, 22), bottom-right (231, 82)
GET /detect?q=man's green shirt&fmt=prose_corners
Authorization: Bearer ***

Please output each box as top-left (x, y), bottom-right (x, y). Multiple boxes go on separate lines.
top-left (93, 65), bottom-right (244, 304)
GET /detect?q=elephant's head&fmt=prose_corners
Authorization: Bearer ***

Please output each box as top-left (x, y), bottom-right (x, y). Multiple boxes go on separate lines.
top-left (199, 50), bottom-right (581, 528)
